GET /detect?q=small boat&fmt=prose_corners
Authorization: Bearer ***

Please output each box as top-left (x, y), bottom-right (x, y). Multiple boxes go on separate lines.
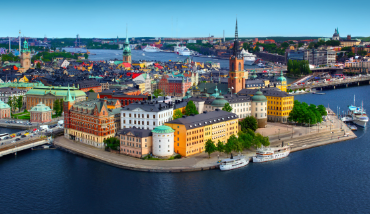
top-left (219, 154), bottom-right (249, 171)
top-left (348, 124), bottom-right (357, 131)
top-left (142, 53), bottom-right (145, 56)
top-left (341, 116), bottom-right (353, 122)
top-left (253, 145), bottom-right (290, 163)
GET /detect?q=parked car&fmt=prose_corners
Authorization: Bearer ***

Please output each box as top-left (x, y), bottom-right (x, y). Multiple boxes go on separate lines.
top-left (16, 133), bottom-right (21, 136)
top-left (15, 138), bottom-right (21, 141)
top-left (21, 135), bottom-right (26, 138)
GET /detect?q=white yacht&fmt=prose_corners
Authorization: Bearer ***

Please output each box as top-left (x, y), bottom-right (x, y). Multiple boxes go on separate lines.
top-left (257, 62), bottom-right (265, 68)
top-left (241, 48), bottom-right (256, 65)
top-left (178, 47), bottom-right (191, 56)
top-left (143, 45), bottom-right (160, 53)
top-left (253, 146), bottom-right (290, 163)
top-left (348, 96), bottom-right (368, 127)
top-left (341, 116), bottom-right (353, 122)
top-left (219, 154), bottom-right (249, 171)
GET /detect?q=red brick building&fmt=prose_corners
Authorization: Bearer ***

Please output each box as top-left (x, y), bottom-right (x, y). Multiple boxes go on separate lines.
top-left (99, 90), bottom-right (148, 107)
top-left (158, 75), bottom-right (192, 97)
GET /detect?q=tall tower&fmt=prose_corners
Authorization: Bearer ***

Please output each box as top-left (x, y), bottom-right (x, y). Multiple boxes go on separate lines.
top-left (63, 84), bottom-right (75, 139)
top-left (19, 30), bottom-right (21, 54)
top-left (122, 25), bottom-right (132, 64)
top-left (20, 40), bottom-right (31, 73)
top-left (228, 19), bottom-right (245, 94)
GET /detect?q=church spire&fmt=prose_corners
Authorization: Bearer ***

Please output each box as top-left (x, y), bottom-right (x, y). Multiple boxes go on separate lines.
top-left (125, 24), bottom-right (129, 44)
top-left (233, 18), bottom-right (241, 58)
top-left (235, 18), bottom-right (238, 40)
top-left (65, 84), bottom-right (74, 102)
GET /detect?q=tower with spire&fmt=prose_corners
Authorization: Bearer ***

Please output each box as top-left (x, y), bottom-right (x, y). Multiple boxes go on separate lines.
top-left (228, 19), bottom-right (245, 94)
top-left (122, 25), bottom-right (132, 64)
top-left (63, 84), bottom-right (75, 138)
top-left (20, 38), bottom-right (31, 73)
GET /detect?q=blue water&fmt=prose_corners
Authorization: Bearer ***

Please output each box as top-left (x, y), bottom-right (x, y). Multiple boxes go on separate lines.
top-left (0, 83), bottom-right (369, 214)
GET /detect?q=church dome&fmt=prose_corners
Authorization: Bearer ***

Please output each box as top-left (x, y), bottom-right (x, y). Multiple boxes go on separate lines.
top-left (211, 92), bottom-right (229, 107)
top-left (252, 90), bottom-right (267, 102)
top-left (277, 71), bottom-right (286, 82)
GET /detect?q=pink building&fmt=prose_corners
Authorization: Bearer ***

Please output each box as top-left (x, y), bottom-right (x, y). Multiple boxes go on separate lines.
top-left (0, 101), bottom-right (11, 119)
top-left (119, 128), bottom-right (153, 158)
top-left (30, 102), bottom-right (52, 123)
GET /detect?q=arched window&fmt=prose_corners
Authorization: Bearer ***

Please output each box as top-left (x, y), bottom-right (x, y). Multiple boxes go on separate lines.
top-left (231, 63), bottom-right (234, 71)
top-left (238, 62), bottom-right (241, 71)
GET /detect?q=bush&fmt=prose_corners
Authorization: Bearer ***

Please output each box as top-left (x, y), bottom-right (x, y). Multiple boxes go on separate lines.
top-left (174, 154), bottom-right (182, 159)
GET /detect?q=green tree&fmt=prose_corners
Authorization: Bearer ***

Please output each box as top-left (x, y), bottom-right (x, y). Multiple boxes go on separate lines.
top-left (88, 89), bottom-right (95, 92)
top-left (104, 137), bottom-right (120, 150)
top-left (317, 105), bottom-right (327, 117)
top-left (36, 62), bottom-right (41, 69)
top-left (59, 99), bottom-right (64, 116)
top-left (17, 96), bottom-right (23, 110)
top-left (153, 89), bottom-right (164, 98)
top-left (53, 99), bottom-right (60, 116)
top-left (281, 42), bottom-right (289, 49)
top-left (7, 97), bottom-right (13, 113)
top-left (225, 134), bottom-right (238, 156)
top-left (254, 133), bottom-right (270, 148)
top-left (347, 52), bottom-right (355, 58)
top-left (358, 50), bottom-right (367, 57)
top-left (173, 109), bottom-right (183, 120)
top-left (205, 139), bottom-right (216, 158)
top-left (84, 53), bottom-right (89, 59)
top-left (185, 100), bottom-right (199, 116)
top-left (239, 116), bottom-right (258, 132)
top-left (12, 96), bottom-right (17, 112)
top-left (238, 130), bottom-right (253, 149)
top-left (222, 103), bottom-right (233, 112)
top-left (216, 140), bottom-right (225, 155)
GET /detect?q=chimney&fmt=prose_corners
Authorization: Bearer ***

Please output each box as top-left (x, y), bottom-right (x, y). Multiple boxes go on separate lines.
top-left (347, 35), bottom-right (351, 40)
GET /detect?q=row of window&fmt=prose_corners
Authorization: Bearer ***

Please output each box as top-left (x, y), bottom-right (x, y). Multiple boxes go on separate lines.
top-left (122, 112), bottom-right (172, 119)
top-left (121, 148), bottom-right (141, 155)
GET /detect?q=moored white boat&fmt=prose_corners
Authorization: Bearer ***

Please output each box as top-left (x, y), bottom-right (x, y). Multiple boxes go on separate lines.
top-left (179, 47), bottom-right (191, 56)
top-left (341, 116), bottom-right (353, 122)
top-left (219, 154), bottom-right (249, 171)
top-left (143, 45), bottom-right (160, 52)
top-left (253, 145), bottom-right (290, 163)
top-left (241, 48), bottom-right (256, 65)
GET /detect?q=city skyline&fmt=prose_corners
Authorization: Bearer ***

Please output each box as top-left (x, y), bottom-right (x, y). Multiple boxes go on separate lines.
top-left (2, 0), bottom-right (370, 38)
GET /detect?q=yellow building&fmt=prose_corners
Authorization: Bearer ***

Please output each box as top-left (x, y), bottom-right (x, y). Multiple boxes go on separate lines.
top-left (340, 36), bottom-right (361, 47)
top-left (265, 90), bottom-right (294, 123)
top-left (165, 110), bottom-right (239, 157)
top-left (275, 71), bottom-right (287, 92)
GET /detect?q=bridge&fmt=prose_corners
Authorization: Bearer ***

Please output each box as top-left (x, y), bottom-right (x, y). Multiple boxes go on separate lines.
top-left (288, 75), bottom-right (370, 90)
top-left (0, 137), bottom-right (52, 157)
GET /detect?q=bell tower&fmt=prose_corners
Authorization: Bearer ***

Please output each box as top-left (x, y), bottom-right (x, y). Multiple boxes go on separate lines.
top-left (20, 40), bottom-right (31, 73)
top-left (123, 25), bottom-right (132, 64)
top-left (228, 19), bottom-right (245, 94)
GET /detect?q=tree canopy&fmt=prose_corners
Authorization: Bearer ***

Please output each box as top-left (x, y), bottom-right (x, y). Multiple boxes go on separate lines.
top-left (104, 137), bottom-right (120, 151)
top-left (287, 59), bottom-right (311, 76)
top-left (185, 100), bottom-right (199, 116)
top-left (239, 116), bottom-right (258, 132)
top-left (173, 109), bottom-right (183, 120)
top-left (153, 89), bottom-right (164, 98)
top-left (222, 103), bottom-right (233, 112)
top-left (205, 139), bottom-right (217, 158)
top-left (288, 100), bottom-right (326, 124)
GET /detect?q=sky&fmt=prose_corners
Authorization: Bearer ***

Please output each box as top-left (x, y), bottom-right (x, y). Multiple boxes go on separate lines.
top-left (2, 0), bottom-right (370, 38)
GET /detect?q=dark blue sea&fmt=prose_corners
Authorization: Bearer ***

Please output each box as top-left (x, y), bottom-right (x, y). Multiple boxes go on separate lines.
top-left (1, 78), bottom-right (370, 213)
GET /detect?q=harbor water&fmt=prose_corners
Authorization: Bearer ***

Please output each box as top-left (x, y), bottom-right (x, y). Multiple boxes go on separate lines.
top-left (0, 85), bottom-right (369, 214)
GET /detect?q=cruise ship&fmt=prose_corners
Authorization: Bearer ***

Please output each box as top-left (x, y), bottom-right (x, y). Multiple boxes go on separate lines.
top-left (178, 47), bottom-right (191, 56)
top-left (253, 145), bottom-right (290, 163)
top-left (143, 45), bottom-right (161, 53)
top-left (241, 49), bottom-right (256, 65)
top-left (219, 154), bottom-right (249, 171)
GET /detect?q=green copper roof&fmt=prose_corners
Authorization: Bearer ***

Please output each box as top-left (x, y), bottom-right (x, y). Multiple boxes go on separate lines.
top-left (211, 90), bottom-right (229, 107)
top-left (252, 89), bottom-right (267, 102)
top-left (183, 90), bottom-right (192, 99)
top-left (30, 102), bottom-right (51, 112)
top-left (65, 84), bottom-right (74, 102)
top-left (277, 71), bottom-right (287, 82)
top-left (151, 125), bottom-right (175, 134)
top-left (0, 82), bottom-right (44, 88)
top-left (26, 86), bottom-right (86, 98)
top-left (0, 100), bottom-right (10, 109)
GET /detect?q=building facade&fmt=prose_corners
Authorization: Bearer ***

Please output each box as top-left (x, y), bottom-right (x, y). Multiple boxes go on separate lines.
top-left (158, 76), bottom-right (192, 97)
top-left (64, 89), bottom-right (120, 148)
top-left (165, 110), bottom-right (239, 157)
top-left (30, 102), bottom-right (52, 123)
top-left (152, 125), bottom-right (175, 157)
top-left (119, 128), bottom-right (152, 158)
top-left (120, 101), bottom-right (173, 130)
top-left (0, 100), bottom-right (11, 119)
top-left (287, 50), bottom-right (336, 66)
top-left (0, 87), bottom-right (27, 107)
top-left (26, 85), bottom-right (86, 110)
top-left (77, 80), bottom-right (102, 93)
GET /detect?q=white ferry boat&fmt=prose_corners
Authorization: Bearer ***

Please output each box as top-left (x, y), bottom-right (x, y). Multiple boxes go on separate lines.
top-left (179, 47), bottom-right (191, 56)
top-left (253, 145), bottom-right (290, 163)
top-left (219, 154), bottom-right (249, 171)
top-left (341, 116), bottom-right (353, 122)
top-left (241, 48), bottom-right (256, 65)
top-left (143, 45), bottom-right (160, 53)
top-left (348, 96), bottom-right (368, 127)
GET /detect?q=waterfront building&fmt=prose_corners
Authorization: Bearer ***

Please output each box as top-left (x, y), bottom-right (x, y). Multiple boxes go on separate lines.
top-left (165, 109), bottom-right (239, 157)
top-left (119, 127), bottom-right (153, 158)
top-left (30, 102), bottom-right (52, 123)
top-left (228, 19), bottom-right (246, 94)
top-left (251, 90), bottom-right (267, 128)
top-left (64, 89), bottom-right (120, 148)
top-left (26, 85), bottom-right (86, 110)
top-left (152, 125), bottom-right (175, 157)
top-left (287, 50), bottom-right (336, 66)
top-left (120, 101), bottom-right (173, 130)
top-left (238, 88), bottom-right (293, 124)
top-left (275, 71), bottom-right (287, 92)
top-left (0, 100), bottom-right (11, 119)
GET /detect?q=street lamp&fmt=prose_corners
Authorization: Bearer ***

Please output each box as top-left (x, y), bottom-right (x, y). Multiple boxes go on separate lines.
top-left (231, 87), bottom-right (234, 97)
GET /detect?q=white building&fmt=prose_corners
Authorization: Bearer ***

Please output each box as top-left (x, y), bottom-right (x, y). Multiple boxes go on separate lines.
top-left (121, 101), bottom-right (173, 130)
top-left (152, 125), bottom-right (175, 157)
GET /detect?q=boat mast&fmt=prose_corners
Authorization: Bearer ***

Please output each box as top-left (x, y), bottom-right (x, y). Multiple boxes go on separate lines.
top-left (354, 95), bottom-right (355, 106)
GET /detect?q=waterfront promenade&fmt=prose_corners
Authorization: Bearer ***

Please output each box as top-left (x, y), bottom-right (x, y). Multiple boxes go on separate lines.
top-left (54, 112), bottom-right (356, 172)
